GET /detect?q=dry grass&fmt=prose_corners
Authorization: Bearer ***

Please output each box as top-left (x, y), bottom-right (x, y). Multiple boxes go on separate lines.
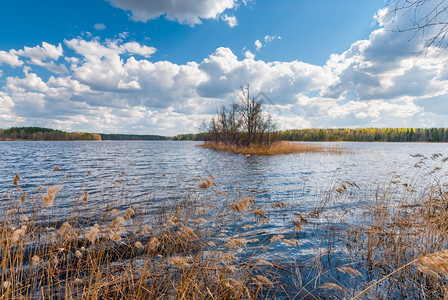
top-left (200, 141), bottom-right (344, 155)
top-left (339, 154), bottom-right (448, 298)
top-left (4, 153), bottom-right (448, 299)
top-left (0, 172), bottom-right (291, 299)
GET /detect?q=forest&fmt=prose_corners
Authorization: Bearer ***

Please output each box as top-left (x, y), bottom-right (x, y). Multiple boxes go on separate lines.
top-left (100, 134), bottom-right (167, 140)
top-left (280, 128), bottom-right (448, 142)
top-left (183, 128), bottom-right (448, 143)
top-left (0, 127), bottom-right (101, 141)
top-left (171, 133), bottom-right (206, 141)
top-left (2, 126), bottom-right (448, 142)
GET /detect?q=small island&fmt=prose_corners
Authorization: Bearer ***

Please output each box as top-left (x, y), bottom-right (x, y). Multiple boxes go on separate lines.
top-left (200, 86), bottom-right (340, 155)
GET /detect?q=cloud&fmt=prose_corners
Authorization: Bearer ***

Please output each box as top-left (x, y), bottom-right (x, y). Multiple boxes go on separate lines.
top-left (244, 50), bottom-right (255, 59)
top-left (197, 47), bottom-right (333, 104)
top-left (254, 40), bottom-right (262, 51)
top-left (6, 67), bottom-right (49, 93)
top-left (119, 42), bottom-right (157, 57)
top-left (10, 42), bottom-right (67, 74)
top-left (373, 7), bottom-right (388, 27)
top-left (0, 50), bottom-right (23, 67)
top-left (221, 14), bottom-right (237, 27)
top-left (14, 42), bottom-right (64, 62)
top-left (322, 23), bottom-right (448, 103)
top-left (64, 38), bottom-right (169, 95)
top-left (3, 4), bottom-right (448, 135)
top-left (0, 91), bottom-right (19, 128)
top-left (2, 39), bottom-right (206, 133)
top-left (118, 32), bottom-right (129, 39)
top-left (1, 38), bottom-right (336, 134)
top-left (253, 35), bottom-right (280, 52)
top-left (65, 38), bottom-right (156, 59)
top-left (94, 23), bottom-right (106, 31)
top-left (264, 35), bottom-right (281, 43)
top-left (381, 0), bottom-right (448, 52)
top-left (276, 115), bottom-right (311, 130)
top-left (105, 0), bottom-right (237, 26)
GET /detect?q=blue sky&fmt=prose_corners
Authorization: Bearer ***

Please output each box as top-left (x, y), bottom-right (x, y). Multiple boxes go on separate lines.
top-left (1, 0), bottom-right (447, 135)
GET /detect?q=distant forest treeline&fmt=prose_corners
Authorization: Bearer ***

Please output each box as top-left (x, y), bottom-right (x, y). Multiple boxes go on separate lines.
top-left (280, 128), bottom-right (448, 142)
top-left (2, 127), bottom-right (448, 142)
top-left (171, 133), bottom-right (207, 141)
top-left (100, 134), bottom-right (167, 141)
top-left (0, 127), bottom-right (199, 141)
top-left (0, 127), bottom-right (101, 141)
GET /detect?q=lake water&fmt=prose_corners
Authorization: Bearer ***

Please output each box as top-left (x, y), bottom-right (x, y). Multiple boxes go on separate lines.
top-left (1, 141), bottom-right (448, 296)
top-left (2, 141), bottom-right (446, 206)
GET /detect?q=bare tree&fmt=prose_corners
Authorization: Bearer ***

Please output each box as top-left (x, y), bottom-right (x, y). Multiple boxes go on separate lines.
top-left (387, 0), bottom-right (448, 53)
top-left (239, 86), bottom-right (277, 146)
top-left (205, 85), bottom-right (278, 147)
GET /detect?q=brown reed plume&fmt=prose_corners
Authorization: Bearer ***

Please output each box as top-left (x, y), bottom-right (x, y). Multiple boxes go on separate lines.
top-left (42, 185), bottom-right (63, 206)
top-left (353, 249), bottom-right (448, 299)
top-left (1, 171), bottom-right (295, 299)
top-left (5, 158), bottom-right (447, 299)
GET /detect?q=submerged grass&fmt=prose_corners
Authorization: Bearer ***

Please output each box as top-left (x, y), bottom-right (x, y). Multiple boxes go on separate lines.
top-left (200, 141), bottom-right (344, 155)
top-left (3, 154), bottom-right (448, 299)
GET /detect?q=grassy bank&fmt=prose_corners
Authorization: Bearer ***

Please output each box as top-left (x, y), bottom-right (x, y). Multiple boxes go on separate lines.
top-left (200, 141), bottom-right (344, 155)
top-left (2, 158), bottom-right (448, 298)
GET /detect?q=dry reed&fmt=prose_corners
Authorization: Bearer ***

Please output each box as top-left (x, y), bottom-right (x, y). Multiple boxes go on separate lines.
top-left (0, 171), bottom-right (291, 299)
top-left (42, 184), bottom-right (63, 206)
top-left (342, 153), bottom-right (448, 298)
top-left (3, 154), bottom-right (448, 299)
top-left (200, 141), bottom-right (344, 155)
top-left (414, 250), bottom-right (448, 277)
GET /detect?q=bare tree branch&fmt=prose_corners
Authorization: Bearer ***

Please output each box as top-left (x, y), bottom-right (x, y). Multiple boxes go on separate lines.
top-left (204, 85), bottom-right (279, 147)
top-left (386, 0), bottom-right (448, 54)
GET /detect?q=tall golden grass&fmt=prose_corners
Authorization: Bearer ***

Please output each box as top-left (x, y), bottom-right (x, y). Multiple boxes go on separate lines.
top-left (0, 173), bottom-right (292, 299)
top-left (200, 141), bottom-right (344, 155)
top-left (3, 156), bottom-right (448, 299)
top-left (337, 154), bottom-right (448, 299)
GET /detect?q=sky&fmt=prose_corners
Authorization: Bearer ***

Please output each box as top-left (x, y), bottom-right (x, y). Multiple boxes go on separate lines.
top-left (1, 0), bottom-right (448, 135)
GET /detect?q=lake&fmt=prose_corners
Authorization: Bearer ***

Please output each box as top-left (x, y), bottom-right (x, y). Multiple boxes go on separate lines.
top-left (1, 140), bottom-right (448, 297)
top-left (1, 141), bottom-right (445, 213)
top-left (2, 140), bottom-right (444, 193)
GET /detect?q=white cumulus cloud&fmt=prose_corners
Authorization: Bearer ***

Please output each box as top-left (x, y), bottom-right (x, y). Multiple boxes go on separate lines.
top-left (4, 2), bottom-right (448, 135)
top-left (244, 50), bottom-right (255, 59)
top-left (10, 42), bottom-right (67, 74)
top-left (221, 14), bottom-right (238, 27)
top-left (253, 35), bottom-right (280, 52)
top-left (6, 67), bottom-right (49, 93)
top-left (255, 40), bottom-right (262, 51)
top-left (197, 47), bottom-right (334, 104)
top-left (105, 0), bottom-right (237, 26)
top-left (14, 42), bottom-right (64, 62)
top-left (0, 50), bottom-right (23, 67)
top-left (119, 42), bottom-right (157, 57)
